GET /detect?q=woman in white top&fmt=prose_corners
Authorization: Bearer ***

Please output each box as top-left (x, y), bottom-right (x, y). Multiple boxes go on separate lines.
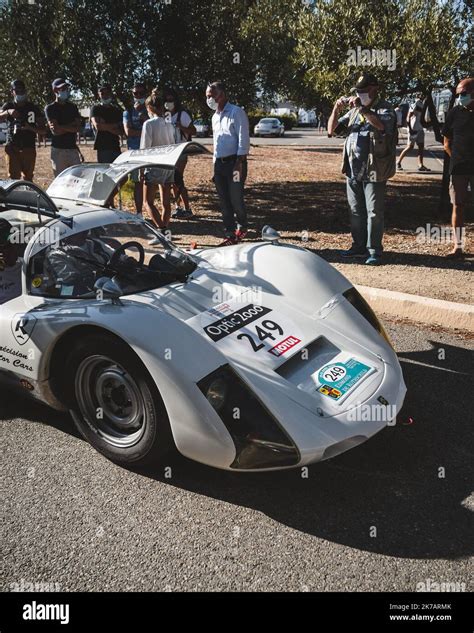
top-left (163, 88), bottom-right (196, 219)
top-left (140, 92), bottom-right (176, 230)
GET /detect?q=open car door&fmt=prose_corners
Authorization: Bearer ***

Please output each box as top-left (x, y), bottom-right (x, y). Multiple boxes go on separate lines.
top-left (46, 141), bottom-right (210, 208)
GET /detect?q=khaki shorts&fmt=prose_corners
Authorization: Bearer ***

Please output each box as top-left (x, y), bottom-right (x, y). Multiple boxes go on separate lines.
top-left (51, 147), bottom-right (81, 177)
top-left (5, 146), bottom-right (36, 180)
top-left (449, 174), bottom-right (473, 206)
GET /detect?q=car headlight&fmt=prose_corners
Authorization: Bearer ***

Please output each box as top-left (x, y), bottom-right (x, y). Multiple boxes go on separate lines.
top-left (343, 287), bottom-right (394, 350)
top-left (198, 365), bottom-right (300, 469)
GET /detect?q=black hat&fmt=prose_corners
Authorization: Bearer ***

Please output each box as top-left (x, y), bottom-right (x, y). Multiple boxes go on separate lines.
top-left (52, 77), bottom-right (68, 90)
top-left (352, 72), bottom-right (379, 91)
top-left (11, 79), bottom-right (25, 90)
top-left (0, 218), bottom-right (13, 246)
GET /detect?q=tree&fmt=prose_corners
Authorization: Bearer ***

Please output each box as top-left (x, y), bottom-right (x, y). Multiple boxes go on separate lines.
top-left (293, 0), bottom-right (471, 104)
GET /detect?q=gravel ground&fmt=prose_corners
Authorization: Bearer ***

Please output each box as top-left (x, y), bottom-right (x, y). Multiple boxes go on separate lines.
top-left (1, 321), bottom-right (473, 592)
top-left (1, 144), bottom-right (472, 304)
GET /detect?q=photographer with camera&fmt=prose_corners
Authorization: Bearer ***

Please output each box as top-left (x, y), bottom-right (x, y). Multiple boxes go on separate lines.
top-left (0, 79), bottom-right (45, 181)
top-left (328, 73), bottom-right (397, 265)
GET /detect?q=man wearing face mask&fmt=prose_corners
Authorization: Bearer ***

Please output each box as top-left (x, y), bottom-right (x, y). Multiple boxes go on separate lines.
top-left (206, 81), bottom-right (250, 246)
top-left (91, 84), bottom-right (123, 164)
top-left (328, 73), bottom-right (397, 265)
top-left (123, 83), bottom-right (149, 216)
top-left (0, 79), bottom-right (45, 181)
top-left (45, 78), bottom-right (82, 177)
top-left (441, 77), bottom-right (474, 258)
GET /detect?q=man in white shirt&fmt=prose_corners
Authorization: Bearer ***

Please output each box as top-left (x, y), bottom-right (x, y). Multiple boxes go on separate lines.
top-left (397, 98), bottom-right (430, 172)
top-left (140, 93), bottom-right (176, 231)
top-left (206, 81), bottom-right (250, 245)
top-left (0, 219), bottom-right (22, 306)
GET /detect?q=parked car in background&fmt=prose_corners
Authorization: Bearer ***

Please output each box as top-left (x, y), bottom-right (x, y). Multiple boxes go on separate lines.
top-left (83, 120), bottom-right (95, 139)
top-left (194, 119), bottom-right (210, 137)
top-left (0, 122), bottom-right (7, 144)
top-left (254, 117), bottom-right (285, 137)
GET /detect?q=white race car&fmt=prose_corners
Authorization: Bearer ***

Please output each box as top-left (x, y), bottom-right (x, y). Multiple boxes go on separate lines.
top-left (0, 142), bottom-right (406, 471)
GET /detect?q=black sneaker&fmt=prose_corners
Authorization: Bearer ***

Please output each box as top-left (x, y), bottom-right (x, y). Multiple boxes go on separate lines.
top-left (341, 248), bottom-right (368, 258)
top-left (172, 208), bottom-right (194, 219)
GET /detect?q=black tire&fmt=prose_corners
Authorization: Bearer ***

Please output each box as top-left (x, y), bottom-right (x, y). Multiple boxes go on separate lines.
top-left (64, 333), bottom-right (174, 469)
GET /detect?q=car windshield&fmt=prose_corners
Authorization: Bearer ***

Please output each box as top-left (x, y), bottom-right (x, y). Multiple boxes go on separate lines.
top-left (259, 119), bottom-right (275, 124)
top-left (28, 218), bottom-right (197, 299)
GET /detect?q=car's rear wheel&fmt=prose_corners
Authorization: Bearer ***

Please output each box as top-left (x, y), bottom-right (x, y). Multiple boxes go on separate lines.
top-left (64, 334), bottom-right (173, 469)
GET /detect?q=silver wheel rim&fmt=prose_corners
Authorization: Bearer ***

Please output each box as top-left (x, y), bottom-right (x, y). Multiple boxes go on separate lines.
top-left (75, 355), bottom-right (146, 448)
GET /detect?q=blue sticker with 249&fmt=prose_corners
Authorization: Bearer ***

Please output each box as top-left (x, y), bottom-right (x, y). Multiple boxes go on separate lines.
top-left (317, 357), bottom-right (372, 400)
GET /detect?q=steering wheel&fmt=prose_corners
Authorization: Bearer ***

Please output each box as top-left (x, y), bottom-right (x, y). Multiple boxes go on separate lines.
top-left (109, 241), bottom-right (145, 268)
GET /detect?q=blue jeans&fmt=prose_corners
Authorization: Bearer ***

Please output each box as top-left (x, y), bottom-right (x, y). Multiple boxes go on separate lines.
top-left (214, 158), bottom-right (247, 236)
top-left (346, 179), bottom-right (386, 257)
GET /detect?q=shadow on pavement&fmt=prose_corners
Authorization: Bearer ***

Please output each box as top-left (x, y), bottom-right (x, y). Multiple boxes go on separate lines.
top-left (2, 339), bottom-right (473, 560)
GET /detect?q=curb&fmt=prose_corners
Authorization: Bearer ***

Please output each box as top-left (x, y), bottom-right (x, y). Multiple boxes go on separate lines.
top-left (355, 285), bottom-right (474, 332)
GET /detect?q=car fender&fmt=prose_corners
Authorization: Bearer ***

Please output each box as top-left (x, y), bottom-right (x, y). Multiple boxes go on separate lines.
top-left (40, 300), bottom-right (236, 468)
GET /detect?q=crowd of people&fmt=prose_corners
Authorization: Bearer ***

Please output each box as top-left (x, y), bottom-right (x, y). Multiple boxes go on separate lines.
top-left (1, 73), bottom-right (473, 259)
top-left (0, 77), bottom-right (250, 247)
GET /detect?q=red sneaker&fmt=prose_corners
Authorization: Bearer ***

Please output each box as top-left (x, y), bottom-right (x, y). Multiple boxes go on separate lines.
top-left (235, 228), bottom-right (248, 241)
top-left (219, 236), bottom-right (238, 247)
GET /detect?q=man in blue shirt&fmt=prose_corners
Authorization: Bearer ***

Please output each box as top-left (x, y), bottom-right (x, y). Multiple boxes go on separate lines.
top-left (123, 83), bottom-right (149, 216)
top-left (328, 73), bottom-right (397, 265)
top-left (206, 81), bottom-right (250, 245)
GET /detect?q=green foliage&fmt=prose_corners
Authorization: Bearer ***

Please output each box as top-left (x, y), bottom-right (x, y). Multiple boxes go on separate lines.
top-left (0, 0), bottom-right (470, 112)
top-left (294, 0), bottom-right (472, 103)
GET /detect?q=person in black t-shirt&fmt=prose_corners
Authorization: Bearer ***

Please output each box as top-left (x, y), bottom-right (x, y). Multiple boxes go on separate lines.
top-left (442, 77), bottom-right (474, 258)
top-left (90, 84), bottom-right (123, 163)
top-left (0, 79), bottom-right (45, 181)
top-left (44, 78), bottom-right (82, 177)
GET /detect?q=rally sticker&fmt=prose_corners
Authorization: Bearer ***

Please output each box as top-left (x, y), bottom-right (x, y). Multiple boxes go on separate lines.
top-left (316, 357), bottom-right (373, 401)
top-left (188, 291), bottom-right (305, 366)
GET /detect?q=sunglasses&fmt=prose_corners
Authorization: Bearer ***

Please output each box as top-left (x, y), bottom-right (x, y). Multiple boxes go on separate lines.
top-left (133, 91), bottom-right (146, 97)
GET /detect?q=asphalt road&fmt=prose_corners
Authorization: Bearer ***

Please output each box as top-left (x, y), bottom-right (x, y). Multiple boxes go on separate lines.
top-left (1, 321), bottom-right (473, 592)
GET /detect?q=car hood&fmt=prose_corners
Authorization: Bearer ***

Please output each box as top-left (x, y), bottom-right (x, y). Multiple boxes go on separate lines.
top-left (127, 242), bottom-right (392, 381)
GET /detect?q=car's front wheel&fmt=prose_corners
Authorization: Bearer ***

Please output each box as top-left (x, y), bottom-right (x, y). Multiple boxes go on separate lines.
top-left (65, 334), bottom-right (173, 469)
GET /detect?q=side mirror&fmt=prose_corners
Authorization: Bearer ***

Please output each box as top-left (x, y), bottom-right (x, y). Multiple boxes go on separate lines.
top-left (261, 225), bottom-right (281, 243)
top-left (94, 277), bottom-right (123, 304)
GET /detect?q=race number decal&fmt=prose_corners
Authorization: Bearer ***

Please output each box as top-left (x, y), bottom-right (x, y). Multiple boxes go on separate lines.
top-left (189, 291), bottom-right (305, 366)
top-left (315, 357), bottom-right (373, 401)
